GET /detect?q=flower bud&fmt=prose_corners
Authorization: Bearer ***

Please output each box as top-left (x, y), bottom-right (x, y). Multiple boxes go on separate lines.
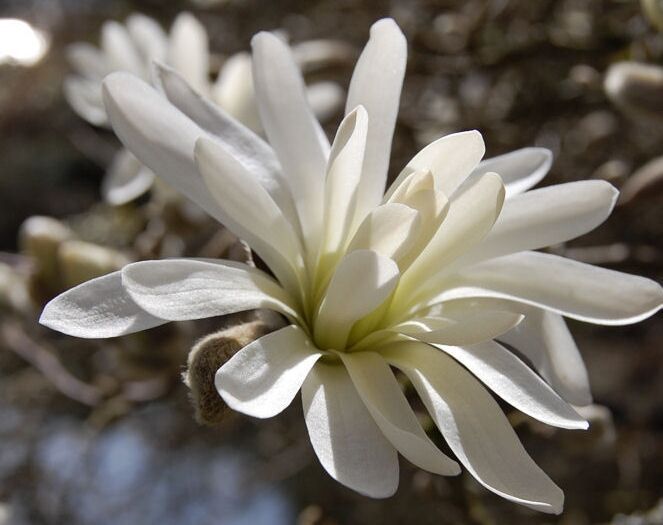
top-left (184, 320), bottom-right (275, 426)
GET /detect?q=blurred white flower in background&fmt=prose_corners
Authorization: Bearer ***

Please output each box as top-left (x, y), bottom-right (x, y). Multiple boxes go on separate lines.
top-left (42, 18), bottom-right (663, 514)
top-left (65, 12), bottom-right (346, 205)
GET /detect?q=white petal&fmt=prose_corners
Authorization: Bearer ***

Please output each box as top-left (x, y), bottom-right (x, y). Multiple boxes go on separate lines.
top-left (386, 130), bottom-right (486, 199)
top-left (460, 180), bottom-right (619, 265)
top-left (155, 63), bottom-right (300, 232)
top-left (346, 203), bottom-right (420, 262)
top-left (442, 251), bottom-right (663, 325)
top-left (66, 43), bottom-right (109, 80)
top-left (39, 271), bottom-right (166, 338)
top-left (435, 341), bottom-right (587, 429)
top-left (321, 106), bottom-right (368, 257)
top-left (168, 12), bottom-right (209, 93)
top-left (251, 32), bottom-right (328, 249)
top-left (302, 362), bottom-right (399, 498)
top-left (195, 137), bottom-right (305, 295)
top-left (384, 341), bottom-right (564, 514)
top-left (64, 77), bottom-right (107, 126)
top-left (340, 351), bottom-right (460, 475)
top-left (499, 309), bottom-right (592, 406)
top-left (126, 13), bottom-right (168, 63)
top-left (397, 309), bottom-right (522, 346)
top-left (215, 325), bottom-right (322, 419)
top-left (315, 250), bottom-right (400, 349)
top-left (121, 258), bottom-right (298, 322)
top-left (306, 81), bottom-right (344, 122)
top-left (395, 172), bottom-right (504, 311)
top-left (102, 149), bottom-right (155, 205)
top-left (102, 72), bottom-right (226, 221)
top-left (471, 147), bottom-right (552, 198)
top-left (346, 18), bottom-right (406, 219)
top-left (101, 21), bottom-right (145, 76)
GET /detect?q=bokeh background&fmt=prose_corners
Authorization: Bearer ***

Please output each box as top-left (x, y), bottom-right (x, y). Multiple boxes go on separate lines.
top-left (0, 0), bottom-right (662, 524)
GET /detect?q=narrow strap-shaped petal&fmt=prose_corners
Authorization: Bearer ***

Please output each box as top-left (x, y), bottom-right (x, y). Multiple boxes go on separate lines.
top-left (126, 13), bottom-right (168, 63)
top-left (340, 352), bottom-right (460, 475)
top-left (168, 12), bottom-right (209, 93)
top-left (393, 172), bottom-right (504, 314)
top-left (251, 32), bottom-right (329, 251)
top-left (215, 325), bottom-right (322, 419)
top-left (383, 341), bottom-right (564, 514)
top-left (385, 130), bottom-right (485, 200)
top-left (301, 362), bottom-right (399, 498)
top-left (346, 19), bottom-right (406, 220)
top-left (395, 309), bottom-right (522, 346)
top-left (499, 308), bottom-right (592, 406)
top-left (211, 52), bottom-right (261, 132)
top-left (102, 72), bottom-right (226, 221)
top-left (434, 341), bottom-right (587, 429)
top-left (470, 147), bottom-right (552, 198)
top-left (122, 258), bottom-right (299, 322)
top-left (155, 63), bottom-right (300, 233)
top-left (439, 251), bottom-right (663, 325)
top-left (315, 250), bottom-right (400, 350)
top-left (101, 149), bottom-right (155, 205)
top-left (101, 21), bottom-right (144, 76)
top-left (459, 180), bottom-right (618, 266)
top-left (40, 271), bottom-right (166, 338)
top-left (321, 106), bottom-right (368, 257)
top-left (195, 137), bottom-right (305, 295)
top-left (346, 203), bottom-right (420, 262)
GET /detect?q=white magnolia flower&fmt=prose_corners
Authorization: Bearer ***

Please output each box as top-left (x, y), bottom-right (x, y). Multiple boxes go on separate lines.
top-left (44, 19), bottom-right (662, 513)
top-left (65, 11), bottom-right (345, 205)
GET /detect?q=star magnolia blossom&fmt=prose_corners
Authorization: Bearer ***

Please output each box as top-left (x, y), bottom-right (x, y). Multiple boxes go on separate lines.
top-left (43, 19), bottom-right (663, 513)
top-left (65, 11), bottom-right (344, 205)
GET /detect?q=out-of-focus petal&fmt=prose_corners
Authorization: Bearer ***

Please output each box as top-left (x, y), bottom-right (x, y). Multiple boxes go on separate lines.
top-left (102, 149), bottom-right (155, 205)
top-left (168, 12), bottom-right (209, 93)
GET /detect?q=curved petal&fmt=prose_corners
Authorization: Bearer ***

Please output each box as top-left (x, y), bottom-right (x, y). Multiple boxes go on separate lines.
top-left (216, 325), bottom-right (322, 419)
top-left (471, 147), bottom-right (552, 198)
top-left (346, 18), bottom-right (407, 219)
top-left (386, 130), bottom-right (486, 200)
top-left (315, 250), bottom-right (400, 350)
top-left (251, 31), bottom-right (329, 250)
top-left (440, 252), bottom-right (663, 325)
top-left (168, 12), bottom-right (209, 93)
top-left (121, 258), bottom-right (298, 322)
top-left (126, 13), bottom-right (168, 63)
top-left (322, 106), bottom-right (368, 257)
top-left (393, 172), bottom-right (505, 314)
top-left (102, 149), bottom-right (155, 205)
top-left (396, 310), bottom-right (522, 346)
top-left (499, 309), bottom-right (592, 406)
top-left (40, 271), bottom-right (166, 338)
top-left (64, 77), bottom-right (107, 126)
top-left (195, 136), bottom-right (305, 295)
top-left (346, 203), bottom-right (420, 263)
top-left (212, 51), bottom-right (261, 132)
top-left (383, 341), bottom-right (564, 514)
top-left (102, 72), bottom-right (226, 221)
top-left (434, 341), bottom-right (587, 429)
top-left (340, 352), bottom-right (460, 475)
top-left (155, 63), bottom-right (300, 232)
top-left (461, 180), bottom-right (619, 265)
top-left (301, 362), bottom-right (399, 498)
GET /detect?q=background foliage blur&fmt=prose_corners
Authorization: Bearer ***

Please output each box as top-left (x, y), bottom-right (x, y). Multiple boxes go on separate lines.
top-left (0, 0), bottom-right (662, 524)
